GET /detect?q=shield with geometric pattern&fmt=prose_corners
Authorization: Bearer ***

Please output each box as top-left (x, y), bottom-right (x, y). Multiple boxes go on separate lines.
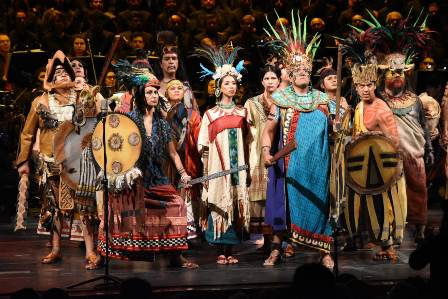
top-left (345, 132), bottom-right (402, 195)
top-left (91, 113), bottom-right (142, 176)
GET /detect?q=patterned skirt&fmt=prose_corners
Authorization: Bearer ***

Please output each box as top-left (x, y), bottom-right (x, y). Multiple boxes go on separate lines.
top-left (97, 184), bottom-right (188, 260)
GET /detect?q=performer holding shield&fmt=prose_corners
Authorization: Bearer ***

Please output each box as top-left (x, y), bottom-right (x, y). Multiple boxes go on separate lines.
top-left (16, 51), bottom-right (101, 269)
top-left (94, 61), bottom-right (197, 268)
top-left (340, 30), bottom-right (407, 262)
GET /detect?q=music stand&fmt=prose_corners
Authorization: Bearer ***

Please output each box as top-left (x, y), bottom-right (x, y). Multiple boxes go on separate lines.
top-left (66, 101), bottom-right (122, 290)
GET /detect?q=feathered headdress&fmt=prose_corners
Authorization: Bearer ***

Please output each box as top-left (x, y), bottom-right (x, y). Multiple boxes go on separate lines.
top-left (113, 59), bottom-right (159, 91)
top-left (264, 10), bottom-right (321, 73)
top-left (338, 30), bottom-right (379, 84)
top-left (194, 44), bottom-right (245, 82)
top-left (349, 9), bottom-right (430, 71)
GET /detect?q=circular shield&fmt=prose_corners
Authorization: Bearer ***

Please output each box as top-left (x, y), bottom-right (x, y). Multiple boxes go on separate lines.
top-left (54, 118), bottom-right (97, 190)
top-left (91, 113), bottom-right (142, 176)
top-left (345, 132), bottom-right (402, 195)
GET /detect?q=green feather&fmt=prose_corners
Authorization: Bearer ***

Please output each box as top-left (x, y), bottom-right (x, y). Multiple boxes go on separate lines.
top-left (361, 18), bottom-right (376, 29)
top-left (275, 9), bottom-right (288, 39)
top-left (414, 8), bottom-right (424, 27)
top-left (366, 9), bottom-right (381, 28)
top-left (291, 10), bottom-right (297, 44)
top-left (348, 24), bottom-right (364, 33)
top-left (298, 10), bottom-right (302, 44)
top-left (420, 14), bottom-right (428, 30)
top-left (303, 16), bottom-right (308, 44)
top-left (265, 15), bottom-right (280, 40)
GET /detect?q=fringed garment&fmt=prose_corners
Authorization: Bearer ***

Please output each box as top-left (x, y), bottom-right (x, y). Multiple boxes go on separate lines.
top-left (26, 94), bottom-right (98, 240)
top-left (382, 92), bottom-right (431, 225)
top-left (97, 110), bottom-right (188, 260)
top-left (343, 102), bottom-right (407, 244)
top-left (244, 95), bottom-right (272, 235)
top-left (266, 87), bottom-right (332, 253)
top-left (197, 106), bottom-right (250, 244)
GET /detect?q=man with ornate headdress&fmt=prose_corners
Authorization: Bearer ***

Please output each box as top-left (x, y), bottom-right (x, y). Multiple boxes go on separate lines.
top-left (16, 51), bottom-right (101, 269)
top-left (339, 31), bottom-right (407, 261)
top-left (261, 11), bottom-right (334, 268)
top-left (361, 13), bottom-right (435, 243)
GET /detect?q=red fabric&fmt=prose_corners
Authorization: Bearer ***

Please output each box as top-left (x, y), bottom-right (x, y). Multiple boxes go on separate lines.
top-left (207, 114), bottom-right (245, 142)
top-left (98, 183), bottom-right (188, 256)
top-left (185, 110), bottom-right (202, 179)
top-left (285, 110), bottom-right (300, 169)
top-left (403, 156), bottom-right (428, 225)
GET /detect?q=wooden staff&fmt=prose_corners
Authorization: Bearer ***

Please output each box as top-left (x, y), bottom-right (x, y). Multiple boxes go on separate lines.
top-left (86, 38), bottom-right (98, 85)
top-left (98, 35), bottom-right (123, 86)
top-left (335, 44), bottom-right (343, 123)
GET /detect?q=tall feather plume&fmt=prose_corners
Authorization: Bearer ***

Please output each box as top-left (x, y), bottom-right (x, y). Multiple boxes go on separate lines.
top-left (349, 9), bottom-right (430, 62)
top-left (263, 9), bottom-right (321, 70)
top-left (192, 45), bottom-right (244, 81)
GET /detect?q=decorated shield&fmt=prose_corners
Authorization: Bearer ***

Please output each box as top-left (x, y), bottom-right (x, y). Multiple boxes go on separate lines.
top-left (54, 117), bottom-right (97, 191)
top-left (345, 132), bottom-right (402, 195)
top-left (91, 113), bottom-right (142, 176)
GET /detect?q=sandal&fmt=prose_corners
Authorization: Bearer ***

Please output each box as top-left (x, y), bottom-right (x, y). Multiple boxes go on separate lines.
top-left (226, 256), bottom-right (239, 264)
top-left (217, 255), bottom-right (227, 265)
top-left (284, 244), bottom-right (295, 257)
top-left (320, 254), bottom-right (334, 270)
top-left (41, 252), bottom-right (62, 264)
top-left (263, 250), bottom-right (282, 266)
top-left (85, 253), bottom-right (102, 270)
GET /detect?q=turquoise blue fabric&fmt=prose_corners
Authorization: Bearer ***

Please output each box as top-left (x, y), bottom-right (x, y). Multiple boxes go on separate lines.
top-left (228, 128), bottom-right (239, 186)
top-left (205, 215), bottom-right (240, 245)
top-left (287, 109), bottom-right (332, 237)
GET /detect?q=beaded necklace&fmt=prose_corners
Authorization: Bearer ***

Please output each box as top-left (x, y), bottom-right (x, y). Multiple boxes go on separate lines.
top-left (218, 101), bottom-right (236, 109)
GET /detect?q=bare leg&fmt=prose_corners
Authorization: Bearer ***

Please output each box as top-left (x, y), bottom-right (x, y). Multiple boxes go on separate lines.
top-left (41, 213), bottom-right (62, 263)
top-left (263, 233), bottom-right (282, 266)
top-left (81, 215), bottom-right (102, 270)
top-left (320, 252), bottom-right (334, 270)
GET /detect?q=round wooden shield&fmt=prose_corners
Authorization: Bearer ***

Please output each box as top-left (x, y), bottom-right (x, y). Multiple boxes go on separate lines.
top-left (54, 118), bottom-right (97, 190)
top-left (91, 113), bottom-right (142, 176)
top-left (345, 132), bottom-right (402, 195)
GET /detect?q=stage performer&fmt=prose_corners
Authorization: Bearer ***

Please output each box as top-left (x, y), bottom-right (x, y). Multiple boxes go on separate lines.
top-left (196, 45), bottom-right (251, 265)
top-left (16, 51), bottom-right (101, 269)
top-left (261, 11), bottom-right (334, 268)
top-left (97, 61), bottom-right (197, 268)
top-left (317, 57), bottom-right (349, 111)
top-left (155, 44), bottom-right (199, 112)
top-left (244, 65), bottom-right (280, 252)
top-left (339, 29), bottom-right (407, 260)
top-left (164, 79), bottom-right (203, 240)
top-left (365, 14), bottom-right (434, 243)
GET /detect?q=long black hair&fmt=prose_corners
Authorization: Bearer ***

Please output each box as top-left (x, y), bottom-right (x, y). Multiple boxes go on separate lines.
top-left (133, 84), bottom-right (167, 117)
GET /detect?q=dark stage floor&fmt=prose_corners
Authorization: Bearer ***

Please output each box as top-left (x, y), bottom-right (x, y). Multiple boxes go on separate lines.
top-left (0, 213), bottom-right (439, 299)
